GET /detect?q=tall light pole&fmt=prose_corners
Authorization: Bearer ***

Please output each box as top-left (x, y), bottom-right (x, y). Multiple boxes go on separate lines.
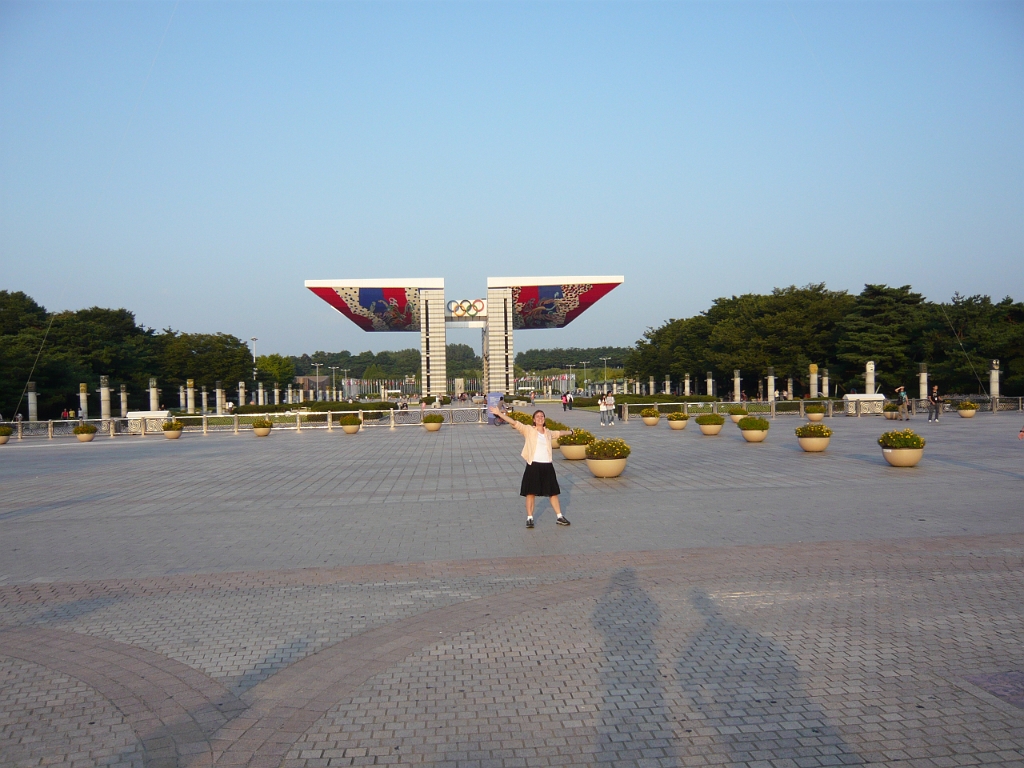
top-left (567, 364), bottom-right (575, 393)
top-left (312, 362), bottom-right (323, 401)
top-left (329, 366), bottom-right (339, 401)
top-left (341, 368), bottom-right (350, 399)
top-left (580, 361), bottom-right (589, 394)
top-left (599, 357), bottom-right (611, 393)
top-left (250, 337), bottom-right (258, 382)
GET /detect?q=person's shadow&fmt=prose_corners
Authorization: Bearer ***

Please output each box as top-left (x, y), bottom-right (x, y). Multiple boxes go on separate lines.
top-left (677, 589), bottom-right (864, 765)
top-left (592, 568), bottom-right (679, 765)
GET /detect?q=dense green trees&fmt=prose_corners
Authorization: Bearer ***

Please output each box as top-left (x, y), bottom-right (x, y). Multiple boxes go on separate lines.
top-left (290, 343), bottom-right (482, 380)
top-left (626, 284), bottom-right (1024, 397)
top-left (514, 346), bottom-right (632, 371)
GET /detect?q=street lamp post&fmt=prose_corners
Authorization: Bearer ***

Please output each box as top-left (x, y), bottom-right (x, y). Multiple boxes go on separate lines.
top-left (341, 368), bottom-right (350, 399)
top-left (329, 366), bottom-right (339, 401)
top-left (250, 338), bottom-right (258, 382)
top-left (599, 357), bottom-right (610, 393)
top-left (567, 364), bottom-right (576, 393)
top-left (580, 361), bottom-right (589, 395)
top-left (312, 362), bottom-right (323, 401)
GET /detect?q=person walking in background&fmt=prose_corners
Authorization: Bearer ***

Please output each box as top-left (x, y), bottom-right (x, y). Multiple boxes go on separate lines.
top-left (567, 392), bottom-right (573, 410)
top-left (489, 407), bottom-right (571, 528)
top-left (928, 385), bottom-right (941, 422)
top-left (561, 393), bottom-right (568, 412)
top-left (895, 385), bottom-right (910, 420)
top-left (605, 392), bottom-right (616, 425)
top-left (598, 393), bottom-right (608, 426)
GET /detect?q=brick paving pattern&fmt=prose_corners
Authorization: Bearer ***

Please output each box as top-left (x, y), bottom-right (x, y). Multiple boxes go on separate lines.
top-left (1, 412), bottom-right (1023, 766)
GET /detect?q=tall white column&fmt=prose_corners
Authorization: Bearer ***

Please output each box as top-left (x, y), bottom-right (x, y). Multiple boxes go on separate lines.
top-left (484, 285), bottom-right (514, 394)
top-left (706, 372), bottom-right (714, 397)
top-left (684, 374), bottom-right (690, 396)
top-left (79, 383), bottom-right (89, 419)
top-left (179, 385), bottom-right (186, 410)
top-left (664, 376), bottom-right (671, 395)
top-left (918, 365), bottom-right (928, 401)
top-left (215, 382), bottom-right (224, 415)
top-left (201, 386), bottom-right (208, 414)
top-left (990, 360), bottom-right (1001, 400)
top-left (809, 364), bottom-right (819, 398)
top-left (286, 385), bottom-right (293, 404)
top-left (821, 368), bottom-right (829, 399)
top-left (649, 376), bottom-right (655, 397)
top-left (99, 376), bottom-right (111, 420)
top-left (274, 384), bottom-right (280, 405)
top-left (733, 370), bottom-right (741, 402)
top-left (787, 377), bottom-right (794, 400)
top-left (187, 379), bottom-right (196, 414)
top-left (865, 361), bottom-right (876, 396)
top-left (149, 377), bottom-right (159, 411)
top-left (767, 368), bottom-right (776, 402)
top-left (258, 383), bottom-right (265, 406)
top-left (419, 287), bottom-right (448, 397)
top-left (27, 382), bottom-right (38, 421)
top-left (120, 384), bottom-right (129, 417)
top-left (238, 381), bottom-right (246, 408)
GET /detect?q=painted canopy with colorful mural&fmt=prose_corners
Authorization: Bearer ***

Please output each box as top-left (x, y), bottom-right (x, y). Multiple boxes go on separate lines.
top-left (305, 278), bottom-right (444, 332)
top-left (487, 276), bottom-right (624, 329)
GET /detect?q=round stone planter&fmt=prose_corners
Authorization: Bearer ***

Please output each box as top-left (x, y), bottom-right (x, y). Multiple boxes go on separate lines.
top-left (958, 409), bottom-right (976, 419)
top-left (884, 411), bottom-right (899, 420)
top-left (341, 424), bottom-right (360, 434)
top-left (163, 430), bottom-right (182, 440)
top-left (797, 436), bottom-right (830, 452)
top-left (881, 447), bottom-right (923, 467)
top-left (740, 429), bottom-right (768, 443)
top-left (551, 438), bottom-right (560, 449)
top-left (585, 458), bottom-right (627, 478)
top-left (729, 414), bottom-right (746, 423)
top-left (76, 432), bottom-right (96, 442)
top-left (806, 412), bottom-right (824, 422)
top-left (698, 423), bottom-right (724, 436)
top-left (253, 427), bottom-right (272, 437)
top-left (423, 422), bottom-right (442, 432)
top-left (668, 420), bottom-right (687, 430)
top-left (559, 444), bottom-right (588, 460)
top-left (0, 435), bottom-right (10, 445)
top-left (641, 416), bottom-right (660, 426)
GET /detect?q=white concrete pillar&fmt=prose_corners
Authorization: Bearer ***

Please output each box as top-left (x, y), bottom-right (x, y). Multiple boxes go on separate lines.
top-left (664, 376), bottom-right (671, 395)
top-left (809, 364), bottom-right (819, 399)
top-left (733, 370), bottom-right (741, 402)
top-left (179, 385), bottom-right (186, 411)
top-left (201, 387), bottom-right (208, 414)
top-left (649, 376), bottom-right (655, 397)
top-left (99, 376), bottom-right (111, 420)
top-left (990, 360), bottom-right (1000, 400)
top-left (149, 377), bottom-right (159, 411)
top-left (120, 384), bottom-right (129, 417)
top-left (274, 384), bottom-right (280, 406)
top-left (787, 377), bottom-right (794, 400)
top-left (215, 382), bottom-right (224, 415)
top-left (27, 381), bottom-right (38, 421)
top-left (79, 383), bottom-right (89, 419)
top-left (287, 385), bottom-right (293, 404)
top-left (258, 382), bottom-right (265, 406)
top-left (684, 374), bottom-right (690, 396)
top-left (238, 381), bottom-right (246, 408)
top-left (187, 379), bottom-right (196, 414)
top-left (707, 372), bottom-right (714, 397)
top-left (865, 361), bottom-right (875, 396)
top-left (767, 369), bottom-right (776, 402)
top-left (919, 365), bottom-right (928, 401)
top-left (821, 369), bottom-right (829, 399)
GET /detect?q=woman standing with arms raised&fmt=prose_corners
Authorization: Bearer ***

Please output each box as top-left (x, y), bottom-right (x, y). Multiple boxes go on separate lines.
top-left (490, 407), bottom-right (572, 529)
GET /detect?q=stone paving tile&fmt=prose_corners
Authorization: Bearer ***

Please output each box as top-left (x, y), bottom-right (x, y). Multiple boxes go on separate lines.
top-left (0, 656), bottom-right (143, 768)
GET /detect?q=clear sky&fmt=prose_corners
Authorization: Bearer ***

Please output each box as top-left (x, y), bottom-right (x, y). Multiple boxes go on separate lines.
top-left (2, 1), bottom-right (1022, 357)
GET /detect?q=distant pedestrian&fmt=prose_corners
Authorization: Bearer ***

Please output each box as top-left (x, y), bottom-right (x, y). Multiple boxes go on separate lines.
top-left (489, 407), bottom-right (571, 529)
top-left (928, 385), bottom-right (941, 422)
top-left (895, 386), bottom-right (909, 420)
top-left (605, 393), bottom-right (616, 425)
top-left (61, 408), bottom-right (69, 420)
top-left (567, 392), bottom-right (574, 410)
top-left (561, 393), bottom-right (568, 411)
top-left (598, 394), bottom-right (607, 426)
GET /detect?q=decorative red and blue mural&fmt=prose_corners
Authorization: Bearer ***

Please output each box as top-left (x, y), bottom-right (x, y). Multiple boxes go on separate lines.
top-left (308, 286), bottom-right (420, 331)
top-left (511, 282), bottom-right (620, 329)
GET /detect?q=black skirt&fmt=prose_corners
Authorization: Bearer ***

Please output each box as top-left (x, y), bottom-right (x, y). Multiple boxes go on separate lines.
top-left (520, 461), bottom-right (561, 497)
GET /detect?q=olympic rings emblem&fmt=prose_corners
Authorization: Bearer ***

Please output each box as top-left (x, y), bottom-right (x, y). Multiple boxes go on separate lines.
top-left (446, 299), bottom-right (486, 317)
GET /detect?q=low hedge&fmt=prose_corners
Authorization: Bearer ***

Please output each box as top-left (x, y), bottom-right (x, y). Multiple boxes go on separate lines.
top-left (573, 394), bottom-right (716, 408)
top-left (73, 423), bottom-right (98, 434)
top-left (795, 423), bottom-right (832, 438)
top-left (878, 429), bottom-right (925, 449)
top-left (666, 412), bottom-right (688, 421)
top-left (737, 416), bottom-right (770, 431)
top-left (235, 401), bottom-right (396, 414)
top-left (558, 428), bottom-right (595, 446)
top-left (694, 413), bottom-right (725, 426)
top-left (585, 438), bottom-right (631, 460)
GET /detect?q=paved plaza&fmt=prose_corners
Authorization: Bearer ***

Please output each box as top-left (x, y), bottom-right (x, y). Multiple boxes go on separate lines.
top-left (1, 410), bottom-right (1023, 767)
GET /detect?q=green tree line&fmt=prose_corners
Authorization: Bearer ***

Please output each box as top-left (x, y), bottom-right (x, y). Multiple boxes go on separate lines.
top-left (514, 346), bottom-right (632, 371)
top-left (290, 343), bottom-right (482, 380)
top-left (625, 284), bottom-right (1024, 397)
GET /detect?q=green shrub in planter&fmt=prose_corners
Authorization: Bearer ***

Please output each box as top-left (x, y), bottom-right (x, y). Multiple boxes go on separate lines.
top-left (558, 428), bottom-right (595, 446)
top-left (251, 418), bottom-right (273, 430)
top-left (666, 412), bottom-right (689, 421)
top-left (737, 416), bottom-right (770, 431)
top-left (795, 422), bottom-right (832, 438)
top-left (956, 401), bottom-right (978, 411)
top-left (73, 423), bottom-right (98, 435)
top-left (883, 403), bottom-right (900, 413)
top-left (162, 420), bottom-right (185, 431)
top-left (727, 406), bottom-right (748, 416)
top-left (0, 426), bottom-right (13, 437)
top-left (422, 413), bottom-right (445, 424)
top-left (694, 413), bottom-right (725, 426)
top-left (878, 429), bottom-right (925, 449)
top-left (639, 408), bottom-right (660, 418)
top-left (804, 404), bottom-right (825, 414)
top-left (585, 438), bottom-right (632, 460)
top-left (336, 414), bottom-right (362, 426)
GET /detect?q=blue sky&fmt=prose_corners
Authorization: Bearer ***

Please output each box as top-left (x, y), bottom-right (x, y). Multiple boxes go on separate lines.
top-left (2, 1), bottom-right (1022, 356)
